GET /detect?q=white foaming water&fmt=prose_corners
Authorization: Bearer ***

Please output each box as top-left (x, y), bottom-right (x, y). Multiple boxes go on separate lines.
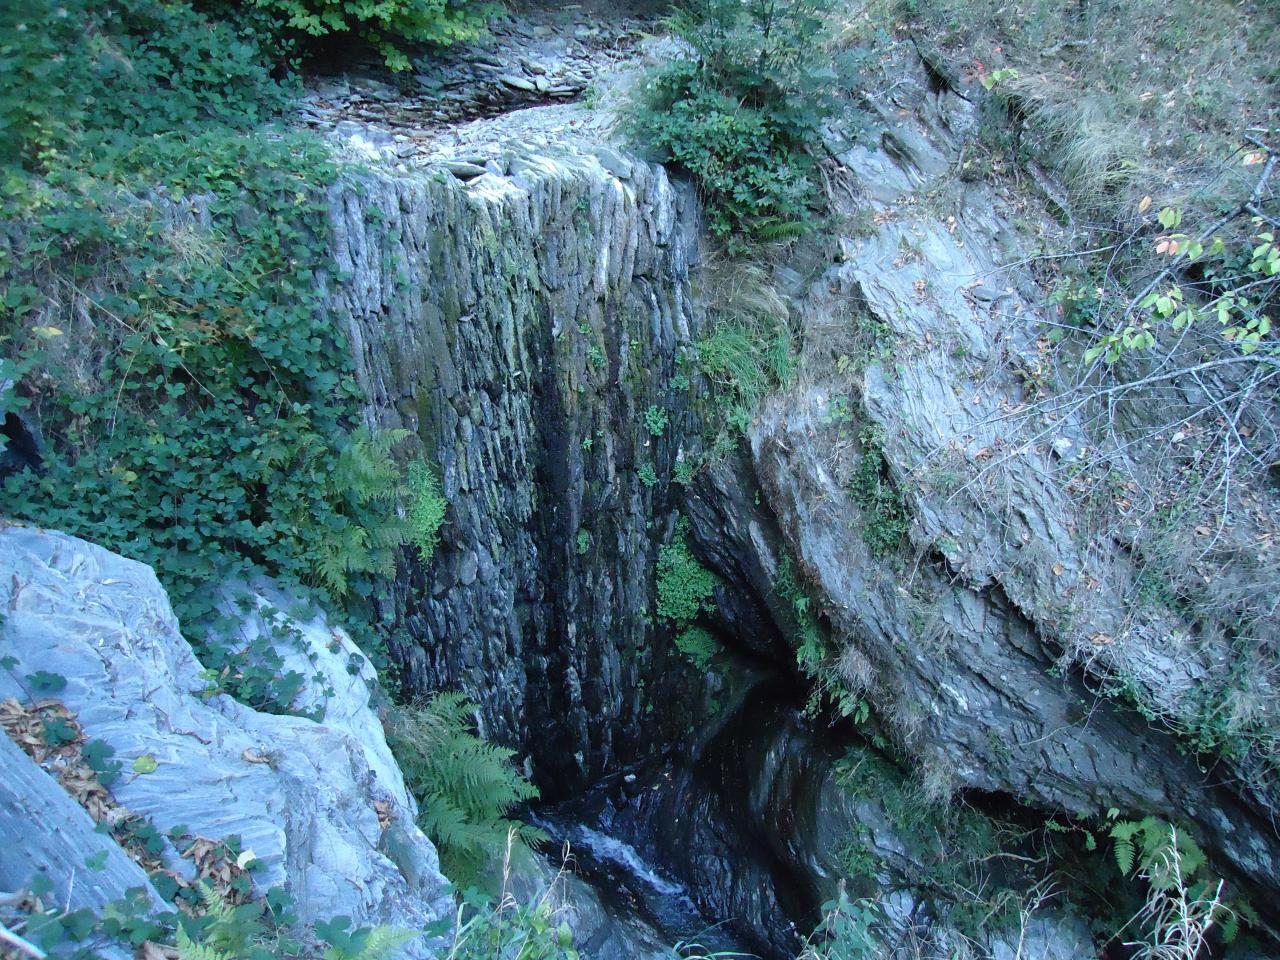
top-left (563, 822), bottom-right (686, 897)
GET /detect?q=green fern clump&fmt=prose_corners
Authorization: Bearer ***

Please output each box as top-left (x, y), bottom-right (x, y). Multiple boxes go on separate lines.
top-left (1109, 816), bottom-right (1207, 890)
top-left (655, 523), bottom-right (718, 625)
top-left (310, 426), bottom-right (414, 597)
top-left (1106, 816), bottom-right (1260, 946)
top-left (675, 626), bottom-right (720, 671)
top-left (407, 460), bottom-right (448, 560)
top-left (387, 692), bottom-right (544, 886)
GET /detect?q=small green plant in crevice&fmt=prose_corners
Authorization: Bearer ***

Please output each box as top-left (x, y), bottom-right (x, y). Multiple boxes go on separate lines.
top-left (675, 625), bottom-right (720, 671)
top-left (638, 463), bottom-right (659, 488)
top-left (655, 520), bottom-right (719, 626)
top-left (831, 745), bottom-right (1031, 940)
top-left (576, 528), bottom-right (590, 556)
top-left (627, 0), bottom-right (841, 245)
top-left (673, 457), bottom-right (700, 486)
top-left (644, 404), bottom-right (670, 437)
top-left (692, 257), bottom-right (796, 448)
top-left (775, 555), bottom-right (861, 719)
top-left (407, 460), bottom-right (448, 561)
top-left (386, 692), bottom-right (545, 888)
top-left (775, 555), bottom-right (825, 676)
top-left (850, 428), bottom-right (910, 557)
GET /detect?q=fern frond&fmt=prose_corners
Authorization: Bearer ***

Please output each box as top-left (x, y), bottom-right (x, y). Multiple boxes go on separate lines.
top-left (322, 926), bottom-right (419, 960)
top-left (177, 925), bottom-right (231, 960)
top-left (755, 218), bottom-right (808, 241)
top-left (332, 426), bottom-right (410, 507)
top-left (387, 694), bottom-right (541, 887)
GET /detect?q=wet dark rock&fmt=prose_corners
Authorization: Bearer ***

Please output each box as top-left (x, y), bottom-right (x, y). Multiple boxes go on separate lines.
top-left (325, 145), bottom-right (704, 792)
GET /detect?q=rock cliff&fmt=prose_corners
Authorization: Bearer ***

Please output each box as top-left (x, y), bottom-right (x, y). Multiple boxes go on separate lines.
top-left (323, 133), bottom-right (706, 791)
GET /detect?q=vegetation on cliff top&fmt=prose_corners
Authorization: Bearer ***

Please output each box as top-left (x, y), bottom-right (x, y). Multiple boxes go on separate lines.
top-left (0, 0), bottom-right (462, 706)
top-left (629, 0), bottom-right (843, 245)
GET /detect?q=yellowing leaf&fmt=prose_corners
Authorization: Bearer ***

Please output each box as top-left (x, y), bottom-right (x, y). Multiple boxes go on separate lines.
top-left (1243, 152), bottom-right (1265, 166)
top-left (1137, 195), bottom-right (1153, 213)
top-left (133, 754), bottom-right (158, 774)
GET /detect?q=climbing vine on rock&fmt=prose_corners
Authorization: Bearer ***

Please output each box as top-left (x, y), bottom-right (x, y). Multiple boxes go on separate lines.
top-left (0, 0), bottom-right (421, 705)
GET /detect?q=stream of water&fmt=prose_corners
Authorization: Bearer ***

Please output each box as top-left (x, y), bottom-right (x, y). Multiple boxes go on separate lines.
top-left (528, 674), bottom-right (843, 959)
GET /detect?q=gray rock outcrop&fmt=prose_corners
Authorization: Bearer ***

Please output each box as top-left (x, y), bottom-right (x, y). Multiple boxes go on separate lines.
top-left (0, 525), bottom-right (450, 955)
top-left (682, 49), bottom-right (1280, 896)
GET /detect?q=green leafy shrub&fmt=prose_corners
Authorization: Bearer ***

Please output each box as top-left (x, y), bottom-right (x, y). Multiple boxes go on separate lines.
top-left (655, 522), bottom-right (718, 625)
top-left (0, 0), bottom-right (418, 708)
top-left (239, 0), bottom-right (492, 71)
top-left (675, 625), bottom-right (720, 670)
top-left (407, 460), bottom-right (448, 560)
top-left (628, 0), bottom-right (837, 244)
top-left (387, 692), bottom-right (544, 886)
top-left (797, 891), bottom-right (881, 960)
top-left (849, 428), bottom-right (909, 557)
top-left (0, 0), bottom-right (288, 171)
top-left (430, 886), bottom-right (578, 960)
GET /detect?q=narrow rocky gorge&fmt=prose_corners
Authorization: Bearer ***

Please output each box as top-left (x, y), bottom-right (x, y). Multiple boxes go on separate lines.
top-left (3, 4), bottom-right (1279, 958)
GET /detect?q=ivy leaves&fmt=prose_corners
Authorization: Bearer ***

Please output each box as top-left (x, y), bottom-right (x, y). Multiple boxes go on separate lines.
top-left (0, 0), bottom-right (423, 710)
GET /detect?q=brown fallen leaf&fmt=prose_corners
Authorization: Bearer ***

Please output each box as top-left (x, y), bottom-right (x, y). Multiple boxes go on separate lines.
top-left (242, 748), bottom-right (269, 764)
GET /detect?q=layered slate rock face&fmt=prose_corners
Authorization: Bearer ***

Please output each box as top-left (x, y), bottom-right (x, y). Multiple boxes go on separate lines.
top-left (683, 52), bottom-right (1280, 896)
top-left (325, 143), bottom-right (700, 790)
top-left (0, 526), bottom-right (450, 954)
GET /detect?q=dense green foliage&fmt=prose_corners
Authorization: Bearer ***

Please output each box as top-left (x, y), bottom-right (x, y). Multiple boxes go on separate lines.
top-left (388, 693), bottom-right (544, 887)
top-left (655, 522), bottom-right (718, 625)
top-left (0, 0), bottom-right (288, 170)
top-left (674, 625), bottom-right (719, 671)
top-left (0, 0), bottom-right (441, 706)
top-left (629, 0), bottom-right (837, 244)
top-left (174, 885), bottom-right (416, 960)
top-left (655, 521), bottom-right (722, 670)
top-left (431, 887), bottom-right (579, 960)
top-left (237, 0), bottom-right (491, 71)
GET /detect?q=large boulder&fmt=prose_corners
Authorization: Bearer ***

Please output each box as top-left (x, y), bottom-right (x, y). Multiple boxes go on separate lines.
top-left (0, 525), bottom-right (450, 955)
